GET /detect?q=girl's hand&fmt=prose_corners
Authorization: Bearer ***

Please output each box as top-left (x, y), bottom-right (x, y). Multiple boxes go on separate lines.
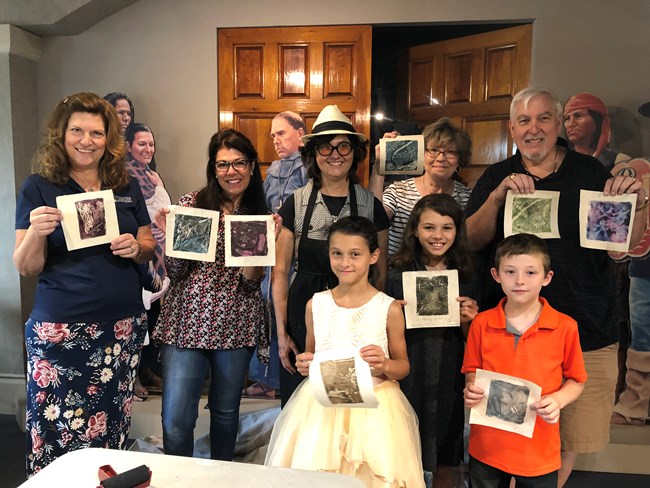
top-left (29, 206), bottom-right (63, 237)
top-left (458, 296), bottom-right (479, 322)
top-left (532, 395), bottom-right (561, 424)
top-left (272, 213), bottom-right (283, 241)
top-left (154, 207), bottom-right (170, 233)
top-left (464, 382), bottom-right (485, 408)
top-left (360, 344), bottom-right (388, 375)
top-left (295, 351), bottom-right (313, 376)
top-left (110, 233), bottom-right (141, 259)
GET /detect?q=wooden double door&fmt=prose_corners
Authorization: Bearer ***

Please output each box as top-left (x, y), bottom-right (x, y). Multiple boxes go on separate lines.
top-left (218, 24), bottom-right (532, 187)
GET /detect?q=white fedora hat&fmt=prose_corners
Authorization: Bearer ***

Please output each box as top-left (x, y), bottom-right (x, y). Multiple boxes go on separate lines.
top-left (302, 105), bottom-right (367, 143)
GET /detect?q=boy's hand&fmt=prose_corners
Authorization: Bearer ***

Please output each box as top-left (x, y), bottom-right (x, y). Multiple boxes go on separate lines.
top-left (295, 352), bottom-right (313, 377)
top-left (464, 382), bottom-right (484, 408)
top-left (532, 395), bottom-right (561, 424)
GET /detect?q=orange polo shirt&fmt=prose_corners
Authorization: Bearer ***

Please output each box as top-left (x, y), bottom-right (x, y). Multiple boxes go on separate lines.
top-left (462, 297), bottom-right (587, 477)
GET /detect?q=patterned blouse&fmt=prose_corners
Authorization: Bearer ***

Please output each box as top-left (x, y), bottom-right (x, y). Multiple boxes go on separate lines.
top-left (153, 191), bottom-right (268, 356)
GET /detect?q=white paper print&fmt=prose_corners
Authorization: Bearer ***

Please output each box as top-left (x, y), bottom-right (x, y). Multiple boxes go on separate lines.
top-left (378, 135), bottom-right (425, 175)
top-left (504, 190), bottom-right (561, 239)
top-left (224, 215), bottom-right (276, 267)
top-left (402, 270), bottom-right (460, 329)
top-left (165, 205), bottom-right (220, 262)
top-left (56, 190), bottom-right (119, 251)
top-left (579, 190), bottom-right (637, 251)
top-left (309, 348), bottom-right (378, 408)
top-left (469, 368), bottom-right (542, 438)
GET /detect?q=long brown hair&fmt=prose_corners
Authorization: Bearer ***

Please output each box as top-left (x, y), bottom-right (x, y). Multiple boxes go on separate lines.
top-left (391, 194), bottom-right (473, 281)
top-left (34, 92), bottom-right (128, 190)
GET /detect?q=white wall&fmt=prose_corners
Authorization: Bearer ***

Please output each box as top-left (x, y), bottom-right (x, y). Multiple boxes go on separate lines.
top-left (35, 0), bottom-right (650, 201)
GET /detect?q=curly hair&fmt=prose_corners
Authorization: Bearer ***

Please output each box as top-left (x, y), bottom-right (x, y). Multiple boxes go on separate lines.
top-left (34, 92), bottom-right (128, 190)
top-left (300, 134), bottom-right (368, 189)
top-left (390, 194), bottom-right (473, 281)
top-left (195, 129), bottom-right (268, 214)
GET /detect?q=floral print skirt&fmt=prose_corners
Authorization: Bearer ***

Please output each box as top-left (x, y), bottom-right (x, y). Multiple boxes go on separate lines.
top-left (24, 313), bottom-right (147, 476)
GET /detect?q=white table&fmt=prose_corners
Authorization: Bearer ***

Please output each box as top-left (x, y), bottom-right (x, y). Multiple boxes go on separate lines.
top-left (19, 447), bottom-right (365, 487)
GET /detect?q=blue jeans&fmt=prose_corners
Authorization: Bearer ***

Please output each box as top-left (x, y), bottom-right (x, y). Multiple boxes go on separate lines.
top-left (629, 276), bottom-right (650, 352)
top-left (161, 344), bottom-right (254, 460)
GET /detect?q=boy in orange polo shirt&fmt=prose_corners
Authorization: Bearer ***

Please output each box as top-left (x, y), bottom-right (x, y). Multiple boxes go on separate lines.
top-left (462, 233), bottom-right (587, 488)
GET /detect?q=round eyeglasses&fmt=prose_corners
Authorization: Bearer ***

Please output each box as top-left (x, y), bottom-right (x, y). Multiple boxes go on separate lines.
top-left (315, 141), bottom-right (353, 157)
top-left (214, 159), bottom-right (250, 173)
top-left (426, 147), bottom-right (459, 159)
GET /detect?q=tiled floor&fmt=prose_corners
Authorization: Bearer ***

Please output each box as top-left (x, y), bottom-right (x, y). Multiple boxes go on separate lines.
top-left (3, 399), bottom-right (649, 488)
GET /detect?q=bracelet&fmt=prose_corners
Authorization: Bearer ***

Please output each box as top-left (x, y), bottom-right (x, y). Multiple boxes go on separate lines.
top-left (133, 241), bottom-right (143, 260)
top-left (636, 195), bottom-right (649, 212)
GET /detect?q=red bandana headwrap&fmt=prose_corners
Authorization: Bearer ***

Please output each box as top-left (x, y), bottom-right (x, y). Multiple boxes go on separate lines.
top-left (564, 93), bottom-right (610, 157)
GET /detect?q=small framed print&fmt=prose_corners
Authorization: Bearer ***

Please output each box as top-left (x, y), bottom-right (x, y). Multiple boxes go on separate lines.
top-left (308, 348), bottom-right (378, 408)
top-left (224, 215), bottom-right (275, 267)
top-left (165, 205), bottom-right (220, 262)
top-left (378, 135), bottom-right (425, 175)
top-left (469, 369), bottom-right (542, 438)
top-left (56, 190), bottom-right (119, 251)
top-left (579, 190), bottom-right (637, 251)
top-left (504, 190), bottom-right (561, 239)
top-left (402, 270), bottom-right (460, 329)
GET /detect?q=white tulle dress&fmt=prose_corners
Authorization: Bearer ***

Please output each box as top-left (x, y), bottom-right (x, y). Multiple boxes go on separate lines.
top-left (265, 291), bottom-right (424, 488)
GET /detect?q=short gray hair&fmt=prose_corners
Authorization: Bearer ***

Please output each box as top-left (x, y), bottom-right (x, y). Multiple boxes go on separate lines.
top-left (510, 86), bottom-right (562, 122)
top-left (273, 111), bottom-right (306, 132)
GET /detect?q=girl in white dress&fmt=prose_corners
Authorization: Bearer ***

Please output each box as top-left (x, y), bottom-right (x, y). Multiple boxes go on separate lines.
top-left (265, 216), bottom-right (424, 488)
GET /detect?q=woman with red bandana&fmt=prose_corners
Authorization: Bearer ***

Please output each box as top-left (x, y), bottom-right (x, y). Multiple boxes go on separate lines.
top-left (563, 92), bottom-right (630, 171)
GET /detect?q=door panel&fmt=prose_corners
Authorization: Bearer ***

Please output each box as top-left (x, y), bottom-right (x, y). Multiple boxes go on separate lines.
top-left (405, 24), bottom-right (532, 188)
top-left (218, 26), bottom-right (372, 182)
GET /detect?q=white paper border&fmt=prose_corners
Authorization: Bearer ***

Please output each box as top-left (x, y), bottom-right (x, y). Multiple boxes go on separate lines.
top-left (378, 135), bottom-right (425, 175)
top-left (224, 215), bottom-right (275, 267)
top-left (402, 269), bottom-right (460, 329)
top-left (165, 205), bottom-right (220, 262)
top-left (469, 368), bottom-right (542, 438)
top-left (56, 190), bottom-right (119, 251)
top-left (579, 190), bottom-right (637, 251)
top-left (309, 348), bottom-right (378, 408)
top-left (504, 190), bottom-right (561, 239)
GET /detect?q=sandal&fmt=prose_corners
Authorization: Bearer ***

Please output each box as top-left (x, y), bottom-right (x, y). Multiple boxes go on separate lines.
top-left (610, 412), bottom-right (646, 426)
top-left (133, 377), bottom-right (149, 402)
top-left (242, 382), bottom-right (279, 400)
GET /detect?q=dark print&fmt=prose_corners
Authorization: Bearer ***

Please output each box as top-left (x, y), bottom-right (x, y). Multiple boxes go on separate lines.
top-left (486, 379), bottom-right (530, 425)
top-left (416, 275), bottom-right (448, 316)
top-left (587, 200), bottom-right (632, 243)
top-left (173, 214), bottom-right (212, 253)
top-left (75, 198), bottom-right (107, 239)
top-left (320, 358), bottom-right (363, 404)
top-left (385, 139), bottom-right (419, 172)
top-left (230, 220), bottom-right (268, 257)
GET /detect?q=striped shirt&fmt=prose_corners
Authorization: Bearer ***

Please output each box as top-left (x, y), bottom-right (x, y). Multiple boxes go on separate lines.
top-left (383, 178), bottom-right (471, 256)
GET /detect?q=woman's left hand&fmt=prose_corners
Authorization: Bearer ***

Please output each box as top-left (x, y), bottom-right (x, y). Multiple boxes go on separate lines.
top-left (110, 233), bottom-right (141, 259)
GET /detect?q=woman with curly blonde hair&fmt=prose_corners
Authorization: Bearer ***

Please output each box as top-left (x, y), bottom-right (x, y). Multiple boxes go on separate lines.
top-left (14, 92), bottom-right (155, 476)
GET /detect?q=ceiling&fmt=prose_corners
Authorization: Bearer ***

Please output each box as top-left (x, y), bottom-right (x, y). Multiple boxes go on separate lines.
top-left (0, 0), bottom-right (139, 36)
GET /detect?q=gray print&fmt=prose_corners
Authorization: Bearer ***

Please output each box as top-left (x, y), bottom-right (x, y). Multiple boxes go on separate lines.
top-left (385, 139), bottom-right (419, 172)
top-left (416, 275), bottom-right (448, 316)
top-left (173, 214), bottom-right (212, 253)
top-left (320, 358), bottom-right (363, 404)
top-left (486, 379), bottom-right (530, 425)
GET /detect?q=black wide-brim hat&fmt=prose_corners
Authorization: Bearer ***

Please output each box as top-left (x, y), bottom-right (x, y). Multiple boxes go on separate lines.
top-left (301, 105), bottom-right (367, 143)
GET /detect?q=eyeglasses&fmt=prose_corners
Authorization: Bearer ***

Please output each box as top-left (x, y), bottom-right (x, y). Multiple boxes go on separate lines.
top-left (214, 159), bottom-right (250, 173)
top-left (315, 141), bottom-right (353, 157)
top-left (426, 147), bottom-right (459, 159)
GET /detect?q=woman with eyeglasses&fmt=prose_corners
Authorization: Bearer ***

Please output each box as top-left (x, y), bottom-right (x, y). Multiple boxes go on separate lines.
top-left (273, 105), bottom-right (390, 406)
top-left (369, 117), bottom-right (473, 256)
top-left (152, 129), bottom-right (270, 460)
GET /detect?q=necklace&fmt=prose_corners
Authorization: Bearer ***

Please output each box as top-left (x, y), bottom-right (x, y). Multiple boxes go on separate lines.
top-left (70, 171), bottom-right (101, 192)
top-left (521, 146), bottom-right (560, 181)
